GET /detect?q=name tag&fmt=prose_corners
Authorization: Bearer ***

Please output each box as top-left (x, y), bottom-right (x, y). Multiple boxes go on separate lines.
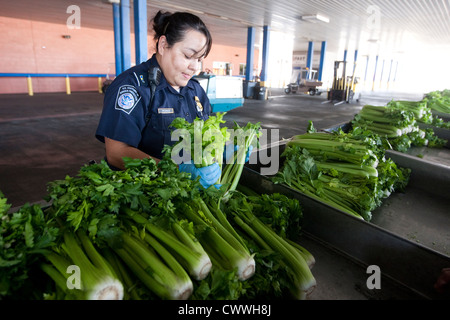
top-left (158, 108), bottom-right (174, 114)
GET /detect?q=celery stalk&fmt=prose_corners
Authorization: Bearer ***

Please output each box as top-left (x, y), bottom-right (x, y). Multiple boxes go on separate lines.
top-left (230, 204), bottom-right (316, 298)
top-left (114, 246), bottom-right (172, 299)
top-left (62, 231), bottom-right (124, 300)
top-left (101, 248), bottom-right (142, 300)
top-left (142, 232), bottom-right (193, 288)
top-left (286, 239), bottom-right (316, 269)
top-left (76, 230), bottom-right (117, 278)
top-left (120, 232), bottom-right (193, 300)
top-left (170, 221), bottom-right (212, 280)
top-left (181, 203), bottom-right (255, 281)
top-left (123, 207), bottom-right (212, 281)
top-left (40, 263), bottom-right (84, 299)
top-left (315, 161), bottom-right (378, 178)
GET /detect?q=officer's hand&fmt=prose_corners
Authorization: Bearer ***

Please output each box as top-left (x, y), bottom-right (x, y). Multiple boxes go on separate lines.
top-left (179, 161), bottom-right (221, 189)
top-left (223, 144), bottom-right (253, 164)
top-left (244, 145), bottom-right (253, 163)
top-left (223, 143), bottom-right (236, 164)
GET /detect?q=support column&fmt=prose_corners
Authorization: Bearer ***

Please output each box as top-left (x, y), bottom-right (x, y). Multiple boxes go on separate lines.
top-left (364, 56), bottom-right (369, 89)
top-left (387, 59), bottom-right (393, 89)
top-left (120, 0), bottom-right (131, 72)
top-left (343, 50), bottom-right (348, 79)
top-left (318, 41), bottom-right (327, 82)
top-left (134, 0), bottom-right (148, 65)
top-left (353, 50), bottom-right (358, 74)
top-left (379, 59), bottom-right (385, 89)
top-left (112, 3), bottom-right (122, 75)
top-left (306, 41), bottom-right (314, 80)
top-left (393, 61), bottom-right (399, 87)
top-left (372, 55), bottom-right (379, 91)
top-left (245, 27), bottom-right (255, 82)
top-left (260, 25), bottom-right (270, 87)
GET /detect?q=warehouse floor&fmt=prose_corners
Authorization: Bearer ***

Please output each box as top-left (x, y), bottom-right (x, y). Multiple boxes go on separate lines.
top-left (0, 88), bottom-right (423, 208)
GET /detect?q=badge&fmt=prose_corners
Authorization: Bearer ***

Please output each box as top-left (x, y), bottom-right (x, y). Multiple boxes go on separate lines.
top-left (115, 85), bottom-right (141, 114)
top-left (195, 96), bottom-right (203, 112)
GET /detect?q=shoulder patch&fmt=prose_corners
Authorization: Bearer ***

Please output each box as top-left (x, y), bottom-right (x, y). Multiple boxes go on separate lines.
top-left (115, 85), bottom-right (141, 114)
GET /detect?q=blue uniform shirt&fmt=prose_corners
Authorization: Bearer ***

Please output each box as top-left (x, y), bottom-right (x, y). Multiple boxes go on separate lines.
top-left (96, 54), bottom-right (211, 163)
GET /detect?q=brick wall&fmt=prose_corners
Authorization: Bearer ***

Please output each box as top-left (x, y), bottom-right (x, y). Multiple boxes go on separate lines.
top-left (0, 16), bottom-right (259, 94)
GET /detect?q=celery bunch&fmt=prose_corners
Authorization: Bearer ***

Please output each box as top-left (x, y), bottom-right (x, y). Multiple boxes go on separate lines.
top-left (2, 139), bottom-right (315, 301)
top-left (221, 121), bottom-right (262, 196)
top-left (351, 102), bottom-right (447, 152)
top-left (274, 129), bottom-right (410, 221)
top-left (424, 89), bottom-right (450, 114)
top-left (42, 231), bottom-right (124, 300)
top-left (225, 194), bottom-right (316, 299)
top-left (170, 112), bottom-right (230, 170)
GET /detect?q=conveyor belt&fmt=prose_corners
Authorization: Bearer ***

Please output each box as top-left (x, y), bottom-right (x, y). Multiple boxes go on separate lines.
top-left (242, 138), bottom-right (450, 300)
top-left (294, 233), bottom-right (427, 300)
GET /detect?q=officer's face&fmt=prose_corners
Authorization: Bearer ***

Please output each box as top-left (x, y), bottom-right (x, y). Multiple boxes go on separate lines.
top-left (158, 30), bottom-right (207, 89)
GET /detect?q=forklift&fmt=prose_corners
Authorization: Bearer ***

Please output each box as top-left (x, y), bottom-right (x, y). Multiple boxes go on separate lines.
top-left (285, 67), bottom-right (323, 96)
top-left (327, 61), bottom-right (359, 105)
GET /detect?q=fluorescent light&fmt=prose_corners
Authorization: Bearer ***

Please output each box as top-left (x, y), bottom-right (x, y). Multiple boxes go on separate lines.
top-left (301, 14), bottom-right (330, 23)
top-left (316, 14), bottom-right (330, 23)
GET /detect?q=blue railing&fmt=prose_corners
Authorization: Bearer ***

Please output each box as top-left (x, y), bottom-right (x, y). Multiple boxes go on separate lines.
top-left (0, 73), bottom-right (115, 95)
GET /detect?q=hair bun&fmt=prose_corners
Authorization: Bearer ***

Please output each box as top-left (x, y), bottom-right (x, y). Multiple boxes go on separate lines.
top-left (153, 10), bottom-right (172, 39)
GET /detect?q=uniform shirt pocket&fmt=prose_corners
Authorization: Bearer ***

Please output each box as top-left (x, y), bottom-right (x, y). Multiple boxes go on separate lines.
top-left (150, 112), bottom-right (178, 146)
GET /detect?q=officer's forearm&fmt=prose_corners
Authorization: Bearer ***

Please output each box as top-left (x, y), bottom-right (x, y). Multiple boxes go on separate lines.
top-left (105, 137), bottom-right (159, 170)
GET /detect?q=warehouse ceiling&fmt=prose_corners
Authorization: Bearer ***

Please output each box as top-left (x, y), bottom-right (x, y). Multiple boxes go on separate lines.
top-left (1, 0), bottom-right (449, 57)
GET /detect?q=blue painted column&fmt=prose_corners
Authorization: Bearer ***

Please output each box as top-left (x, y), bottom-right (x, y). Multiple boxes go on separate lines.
top-left (372, 55), bottom-right (379, 91)
top-left (387, 60), bottom-right (394, 89)
top-left (318, 41), bottom-right (327, 81)
top-left (364, 56), bottom-right (369, 88)
top-left (134, 0), bottom-right (148, 65)
top-left (120, 0), bottom-right (132, 71)
top-left (306, 41), bottom-right (314, 80)
top-left (245, 27), bottom-right (255, 82)
top-left (112, 3), bottom-right (122, 75)
top-left (260, 25), bottom-right (270, 87)
top-left (353, 50), bottom-right (358, 74)
top-left (393, 61), bottom-right (399, 86)
top-left (343, 50), bottom-right (348, 80)
top-left (379, 59), bottom-right (385, 89)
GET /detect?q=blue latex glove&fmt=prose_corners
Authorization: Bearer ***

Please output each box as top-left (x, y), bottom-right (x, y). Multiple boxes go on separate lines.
top-left (223, 143), bottom-right (236, 164)
top-left (245, 145), bottom-right (253, 163)
top-left (223, 144), bottom-right (253, 164)
top-left (179, 161), bottom-right (221, 189)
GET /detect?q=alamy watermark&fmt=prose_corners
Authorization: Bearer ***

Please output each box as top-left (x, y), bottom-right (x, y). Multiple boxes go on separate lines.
top-left (366, 265), bottom-right (381, 289)
top-left (66, 5), bottom-right (81, 29)
top-left (66, 264), bottom-right (81, 289)
top-left (366, 5), bottom-right (381, 33)
top-left (66, 263), bottom-right (382, 293)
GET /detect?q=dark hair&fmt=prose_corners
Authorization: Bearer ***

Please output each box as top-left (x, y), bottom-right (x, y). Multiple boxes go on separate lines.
top-left (152, 10), bottom-right (212, 58)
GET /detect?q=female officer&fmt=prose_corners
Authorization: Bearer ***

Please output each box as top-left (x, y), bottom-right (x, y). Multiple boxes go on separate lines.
top-left (96, 10), bottom-right (221, 189)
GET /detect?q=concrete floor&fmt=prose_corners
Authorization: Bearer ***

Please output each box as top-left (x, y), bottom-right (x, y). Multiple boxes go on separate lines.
top-left (0, 88), bottom-right (423, 208)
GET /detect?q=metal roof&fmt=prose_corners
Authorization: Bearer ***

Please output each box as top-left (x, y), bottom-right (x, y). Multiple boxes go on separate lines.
top-left (2, 0), bottom-right (449, 56)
